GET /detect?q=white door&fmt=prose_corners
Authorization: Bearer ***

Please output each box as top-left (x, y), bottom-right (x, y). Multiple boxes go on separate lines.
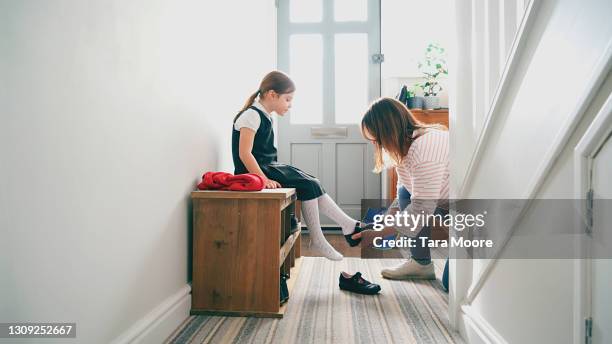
top-left (277, 0), bottom-right (382, 223)
top-left (589, 131), bottom-right (612, 344)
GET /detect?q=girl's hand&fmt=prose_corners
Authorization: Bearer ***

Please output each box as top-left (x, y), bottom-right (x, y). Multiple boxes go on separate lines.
top-left (264, 178), bottom-right (282, 189)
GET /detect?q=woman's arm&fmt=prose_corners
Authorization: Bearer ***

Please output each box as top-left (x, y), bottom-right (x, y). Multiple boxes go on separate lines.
top-left (238, 128), bottom-right (281, 188)
top-left (352, 162), bottom-right (444, 241)
top-left (395, 161), bottom-right (446, 237)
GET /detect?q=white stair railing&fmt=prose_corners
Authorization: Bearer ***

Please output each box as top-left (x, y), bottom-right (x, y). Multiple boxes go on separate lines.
top-left (449, 0), bottom-right (535, 328)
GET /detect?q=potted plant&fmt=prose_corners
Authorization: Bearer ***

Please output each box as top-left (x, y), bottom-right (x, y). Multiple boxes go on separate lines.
top-left (418, 43), bottom-right (448, 110)
top-left (405, 85), bottom-right (423, 109)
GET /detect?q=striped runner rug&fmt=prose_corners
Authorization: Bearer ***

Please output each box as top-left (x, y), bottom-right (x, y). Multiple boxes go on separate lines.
top-left (166, 257), bottom-right (463, 344)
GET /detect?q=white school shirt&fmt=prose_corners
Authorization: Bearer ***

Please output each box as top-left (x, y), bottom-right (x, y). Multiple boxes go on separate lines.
top-left (234, 100), bottom-right (273, 132)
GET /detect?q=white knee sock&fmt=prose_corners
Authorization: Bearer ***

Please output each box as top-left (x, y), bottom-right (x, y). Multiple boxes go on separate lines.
top-left (301, 199), bottom-right (343, 261)
top-left (317, 193), bottom-right (359, 235)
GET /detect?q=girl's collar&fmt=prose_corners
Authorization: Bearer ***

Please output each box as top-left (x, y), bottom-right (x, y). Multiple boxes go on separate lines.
top-left (253, 100), bottom-right (273, 120)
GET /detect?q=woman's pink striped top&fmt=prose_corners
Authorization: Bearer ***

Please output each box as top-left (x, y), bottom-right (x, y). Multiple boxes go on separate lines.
top-left (392, 129), bottom-right (449, 237)
top-left (396, 128), bottom-right (449, 201)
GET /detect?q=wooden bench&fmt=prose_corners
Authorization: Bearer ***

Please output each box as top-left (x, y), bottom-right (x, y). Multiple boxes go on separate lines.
top-left (190, 188), bottom-right (302, 318)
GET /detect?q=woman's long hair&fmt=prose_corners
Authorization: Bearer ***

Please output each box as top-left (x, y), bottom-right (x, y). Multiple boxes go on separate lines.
top-left (234, 71), bottom-right (296, 122)
top-left (361, 97), bottom-right (446, 172)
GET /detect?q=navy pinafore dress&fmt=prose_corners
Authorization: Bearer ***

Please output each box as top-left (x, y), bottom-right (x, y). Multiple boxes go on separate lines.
top-left (232, 106), bottom-right (325, 201)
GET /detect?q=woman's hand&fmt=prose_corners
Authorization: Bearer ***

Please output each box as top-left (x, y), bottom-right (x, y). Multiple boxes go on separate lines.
top-left (264, 178), bottom-right (282, 189)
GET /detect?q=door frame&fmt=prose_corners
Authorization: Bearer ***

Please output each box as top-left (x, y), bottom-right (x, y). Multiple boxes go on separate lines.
top-left (573, 92), bottom-right (612, 344)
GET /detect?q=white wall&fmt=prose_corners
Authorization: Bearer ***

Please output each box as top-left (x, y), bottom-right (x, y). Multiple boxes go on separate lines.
top-left (381, 0), bottom-right (453, 108)
top-left (0, 1), bottom-right (276, 342)
top-left (452, 0), bottom-right (612, 342)
top-left (381, 0), bottom-right (454, 78)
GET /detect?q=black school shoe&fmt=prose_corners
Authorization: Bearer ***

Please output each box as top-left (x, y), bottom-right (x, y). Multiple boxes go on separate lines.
top-left (339, 272), bottom-right (381, 295)
top-left (344, 222), bottom-right (374, 247)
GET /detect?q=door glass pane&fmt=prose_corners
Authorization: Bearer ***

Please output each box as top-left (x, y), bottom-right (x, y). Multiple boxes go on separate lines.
top-left (290, 34), bottom-right (323, 124)
top-left (334, 0), bottom-right (367, 21)
top-left (290, 0), bottom-right (322, 23)
top-left (335, 34), bottom-right (368, 124)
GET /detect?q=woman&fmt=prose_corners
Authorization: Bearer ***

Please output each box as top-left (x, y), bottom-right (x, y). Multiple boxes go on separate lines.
top-left (354, 97), bottom-right (449, 280)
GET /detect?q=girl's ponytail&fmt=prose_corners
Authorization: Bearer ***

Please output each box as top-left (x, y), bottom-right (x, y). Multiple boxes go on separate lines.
top-left (234, 90), bottom-right (260, 122)
top-left (242, 90), bottom-right (260, 113)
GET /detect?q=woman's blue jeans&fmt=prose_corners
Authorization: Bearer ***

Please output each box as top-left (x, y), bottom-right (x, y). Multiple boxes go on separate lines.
top-left (397, 186), bottom-right (448, 264)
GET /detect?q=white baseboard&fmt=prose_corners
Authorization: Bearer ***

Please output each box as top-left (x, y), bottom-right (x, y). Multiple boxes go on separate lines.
top-left (460, 304), bottom-right (507, 344)
top-left (111, 284), bottom-right (192, 344)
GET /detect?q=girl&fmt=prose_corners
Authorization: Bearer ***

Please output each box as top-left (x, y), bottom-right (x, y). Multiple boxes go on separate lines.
top-left (355, 97), bottom-right (449, 280)
top-left (232, 71), bottom-right (364, 261)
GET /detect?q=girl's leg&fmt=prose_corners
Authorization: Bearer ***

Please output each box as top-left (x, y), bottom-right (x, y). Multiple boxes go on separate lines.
top-left (316, 193), bottom-right (359, 235)
top-left (301, 199), bottom-right (343, 261)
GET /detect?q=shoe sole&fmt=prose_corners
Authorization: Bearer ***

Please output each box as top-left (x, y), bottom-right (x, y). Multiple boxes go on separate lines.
top-left (339, 285), bottom-right (381, 295)
top-left (380, 272), bottom-right (436, 280)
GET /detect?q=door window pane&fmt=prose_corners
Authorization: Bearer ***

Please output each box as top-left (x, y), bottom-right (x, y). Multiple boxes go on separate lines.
top-left (335, 34), bottom-right (368, 124)
top-left (290, 0), bottom-right (322, 23)
top-left (290, 34), bottom-right (323, 124)
top-left (334, 0), bottom-right (367, 21)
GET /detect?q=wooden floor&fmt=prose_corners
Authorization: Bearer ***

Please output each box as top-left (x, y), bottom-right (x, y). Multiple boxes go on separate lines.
top-left (300, 231), bottom-right (446, 260)
top-left (300, 231), bottom-right (402, 258)
top-left (300, 232), bottom-right (362, 257)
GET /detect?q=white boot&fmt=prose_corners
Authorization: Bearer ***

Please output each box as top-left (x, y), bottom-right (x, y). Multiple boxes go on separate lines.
top-left (381, 258), bottom-right (435, 280)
